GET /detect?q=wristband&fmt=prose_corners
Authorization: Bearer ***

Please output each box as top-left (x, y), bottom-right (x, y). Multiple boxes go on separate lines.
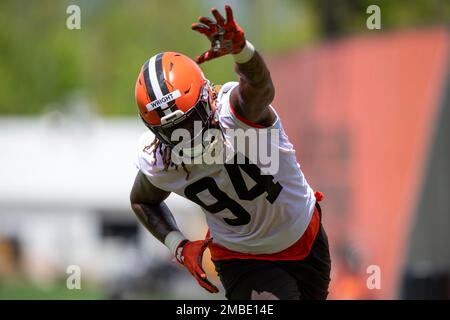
top-left (233, 40), bottom-right (255, 64)
top-left (164, 231), bottom-right (187, 256)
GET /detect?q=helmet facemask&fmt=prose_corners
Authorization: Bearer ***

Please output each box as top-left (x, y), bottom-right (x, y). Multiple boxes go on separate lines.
top-left (142, 82), bottom-right (216, 158)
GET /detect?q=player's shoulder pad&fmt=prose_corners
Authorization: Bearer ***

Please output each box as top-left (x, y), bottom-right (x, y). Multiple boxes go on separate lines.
top-left (217, 81), bottom-right (239, 102)
top-left (136, 131), bottom-right (164, 173)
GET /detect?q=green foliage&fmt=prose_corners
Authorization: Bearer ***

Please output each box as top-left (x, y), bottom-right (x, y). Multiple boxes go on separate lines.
top-left (0, 0), bottom-right (448, 115)
top-left (310, 0), bottom-right (450, 37)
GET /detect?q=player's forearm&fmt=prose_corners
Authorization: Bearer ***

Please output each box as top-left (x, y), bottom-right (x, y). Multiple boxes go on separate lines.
top-left (234, 45), bottom-right (275, 106)
top-left (131, 201), bottom-right (180, 244)
top-left (235, 50), bottom-right (272, 88)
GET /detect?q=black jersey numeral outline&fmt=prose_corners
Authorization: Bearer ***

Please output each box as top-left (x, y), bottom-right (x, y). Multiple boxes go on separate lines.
top-left (184, 155), bottom-right (283, 226)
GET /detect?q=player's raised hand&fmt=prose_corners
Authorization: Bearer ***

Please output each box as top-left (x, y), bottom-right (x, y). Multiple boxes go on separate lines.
top-left (191, 4), bottom-right (246, 64)
top-left (175, 238), bottom-right (219, 293)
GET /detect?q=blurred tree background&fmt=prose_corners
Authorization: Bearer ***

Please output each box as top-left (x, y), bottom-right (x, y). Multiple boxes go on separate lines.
top-left (0, 0), bottom-right (449, 116)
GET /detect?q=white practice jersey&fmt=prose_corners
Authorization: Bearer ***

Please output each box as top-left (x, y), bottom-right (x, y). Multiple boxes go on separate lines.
top-left (137, 82), bottom-right (316, 254)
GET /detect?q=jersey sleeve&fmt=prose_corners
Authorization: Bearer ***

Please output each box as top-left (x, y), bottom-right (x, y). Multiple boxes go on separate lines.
top-left (217, 81), bottom-right (280, 130)
top-left (135, 131), bottom-right (170, 191)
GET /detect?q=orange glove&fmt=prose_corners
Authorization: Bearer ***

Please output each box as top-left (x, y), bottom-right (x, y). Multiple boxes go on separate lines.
top-left (191, 5), bottom-right (246, 64)
top-left (175, 238), bottom-right (219, 293)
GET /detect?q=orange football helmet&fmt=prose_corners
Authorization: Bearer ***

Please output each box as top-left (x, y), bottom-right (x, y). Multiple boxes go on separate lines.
top-left (135, 52), bottom-right (215, 147)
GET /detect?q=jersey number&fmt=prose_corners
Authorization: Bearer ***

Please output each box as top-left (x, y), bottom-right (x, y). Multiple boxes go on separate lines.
top-left (184, 159), bottom-right (283, 226)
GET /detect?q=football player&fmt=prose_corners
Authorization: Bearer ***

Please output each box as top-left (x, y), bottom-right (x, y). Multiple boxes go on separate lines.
top-left (131, 5), bottom-right (331, 300)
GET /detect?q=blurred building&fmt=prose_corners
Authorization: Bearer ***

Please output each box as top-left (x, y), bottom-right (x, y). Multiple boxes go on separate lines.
top-left (269, 27), bottom-right (450, 299)
top-left (0, 109), bottom-right (214, 298)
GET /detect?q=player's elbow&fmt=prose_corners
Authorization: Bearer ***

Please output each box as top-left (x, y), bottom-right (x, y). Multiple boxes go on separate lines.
top-left (129, 187), bottom-right (167, 212)
top-left (130, 192), bottom-right (141, 213)
top-left (129, 187), bottom-right (147, 211)
top-left (129, 184), bottom-right (139, 206)
top-left (130, 202), bottom-right (140, 216)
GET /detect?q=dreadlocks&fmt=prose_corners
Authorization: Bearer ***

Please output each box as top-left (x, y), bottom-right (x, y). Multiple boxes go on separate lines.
top-left (143, 84), bottom-right (222, 180)
top-left (143, 138), bottom-right (191, 180)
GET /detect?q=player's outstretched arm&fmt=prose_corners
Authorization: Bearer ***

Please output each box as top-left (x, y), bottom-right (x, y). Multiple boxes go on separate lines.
top-left (192, 4), bottom-right (276, 126)
top-left (130, 171), bottom-right (219, 293)
top-left (232, 50), bottom-right (276, 126)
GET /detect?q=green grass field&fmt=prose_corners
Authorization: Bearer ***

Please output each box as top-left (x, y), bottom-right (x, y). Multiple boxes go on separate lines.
top-left (0, 279), bottom-right (105, 300)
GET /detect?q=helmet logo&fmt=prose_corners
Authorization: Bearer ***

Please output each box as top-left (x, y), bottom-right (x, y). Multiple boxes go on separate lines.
top-left (146, 89), bottom-right (181, 112)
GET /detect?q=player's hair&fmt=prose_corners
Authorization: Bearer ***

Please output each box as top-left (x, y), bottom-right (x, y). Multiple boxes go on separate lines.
top-left (143, 85), bottom-right (222, 180)
top-left (143, 138), bottom-right (191, 180)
